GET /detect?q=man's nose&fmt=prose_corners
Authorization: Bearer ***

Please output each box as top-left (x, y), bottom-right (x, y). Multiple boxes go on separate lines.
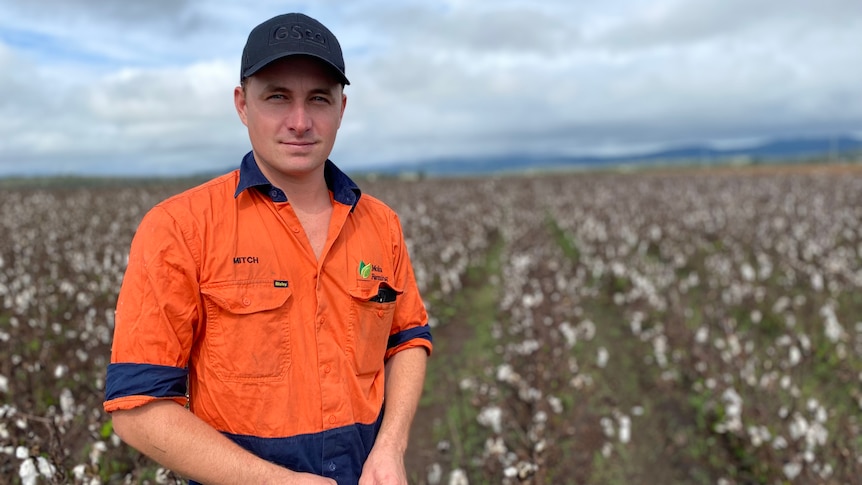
top-left (285, 104), bottom-right (311, 134)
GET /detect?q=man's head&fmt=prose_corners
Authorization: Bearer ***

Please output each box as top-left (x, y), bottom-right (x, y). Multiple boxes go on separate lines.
top-left (234, 13), bottom-right (348, 185)
top-left (240, 12), bottom-right (349, 87)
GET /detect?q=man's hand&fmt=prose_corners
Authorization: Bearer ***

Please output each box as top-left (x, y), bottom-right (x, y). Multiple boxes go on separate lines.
top-left (358, 446), bottom-right (408, 485)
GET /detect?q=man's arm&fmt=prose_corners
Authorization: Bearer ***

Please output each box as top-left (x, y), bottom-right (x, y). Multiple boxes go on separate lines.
top-left (359, 347), bottom-right (428, 485)
top-left (112, 400), bottom-right (335, 485)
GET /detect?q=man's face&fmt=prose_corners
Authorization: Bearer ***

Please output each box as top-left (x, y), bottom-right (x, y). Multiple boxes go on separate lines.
top-left (234, 55), bottom-right (346, 184)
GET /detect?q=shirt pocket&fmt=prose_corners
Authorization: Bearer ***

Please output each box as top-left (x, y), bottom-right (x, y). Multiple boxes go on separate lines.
top-left (346, 281), bottom-right (403, 377)
top-left (200, 280), bottom-right (292, 382)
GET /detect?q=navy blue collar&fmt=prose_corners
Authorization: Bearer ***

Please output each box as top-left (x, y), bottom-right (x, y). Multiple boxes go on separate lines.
top-left (234, 151), bottom-right (361, 209)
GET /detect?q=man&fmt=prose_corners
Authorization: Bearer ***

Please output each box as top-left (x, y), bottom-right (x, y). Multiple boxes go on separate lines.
top-left (103, 12), bottom-right (432, 485)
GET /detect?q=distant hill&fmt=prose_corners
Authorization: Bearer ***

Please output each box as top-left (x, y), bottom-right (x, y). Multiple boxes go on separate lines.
top-left (360, 135), bottom-right (862, 176)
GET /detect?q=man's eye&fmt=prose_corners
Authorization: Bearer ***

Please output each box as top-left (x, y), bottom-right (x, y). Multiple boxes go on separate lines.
top-left (311, 96), bottom-right (330, 103)
top-left (267, 94), bottom-right (286, 100)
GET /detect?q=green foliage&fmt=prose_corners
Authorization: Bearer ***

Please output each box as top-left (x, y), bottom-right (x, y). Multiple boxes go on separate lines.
top-left (545, 212), bottom-right (580, 263)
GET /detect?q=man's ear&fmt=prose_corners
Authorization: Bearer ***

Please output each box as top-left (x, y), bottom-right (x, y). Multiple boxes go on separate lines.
top-left (234, 85), bottom-right (249, 126)
top-left (338, 93), bottom-right (347, 128)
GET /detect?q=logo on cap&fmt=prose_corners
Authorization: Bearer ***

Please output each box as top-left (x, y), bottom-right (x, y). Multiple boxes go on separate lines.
top-left (271, 23), bottom-right (331, 52)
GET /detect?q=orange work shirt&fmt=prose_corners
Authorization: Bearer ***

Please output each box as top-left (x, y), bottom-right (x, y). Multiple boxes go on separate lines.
top-left (104, 153), bottom-right (432, 480)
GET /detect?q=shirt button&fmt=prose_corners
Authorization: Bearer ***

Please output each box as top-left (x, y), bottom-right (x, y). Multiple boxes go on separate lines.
top-left (329, 462), bottom-right (337, 471)
top-left (377, 310), bottom-right (385, 318)
top-left (324, 365), bottom-right (331, 373)
top-left (242, 297), bottom-right (251, 306)
top-left (319, 316), bottom-right (326, 324)
top-left (269, 189), bottom-right (279, 199)
top-left (329, 415), bottom-right (336, 424)
top-left (292, 226), bottom-right (300, 233)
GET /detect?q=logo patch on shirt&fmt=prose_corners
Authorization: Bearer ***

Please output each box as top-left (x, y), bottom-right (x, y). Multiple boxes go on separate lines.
top-left (359, 261), bottom-right (373, 279)
top-left (358, 261), bottom-right (388, 282)
top-left (234, 256), bottom-right (260, 264)
top-left (273, 280), bottom-right (289, 288)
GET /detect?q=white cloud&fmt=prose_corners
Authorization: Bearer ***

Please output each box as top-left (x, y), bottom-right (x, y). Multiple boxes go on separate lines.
top-left (0, 0), bottom-right (860, 175)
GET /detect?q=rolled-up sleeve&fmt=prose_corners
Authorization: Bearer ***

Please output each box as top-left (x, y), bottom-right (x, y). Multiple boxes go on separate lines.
top-left (384, 211), bottom-right (432, 360)
top-left (104, 205), bottom-right (201, 412)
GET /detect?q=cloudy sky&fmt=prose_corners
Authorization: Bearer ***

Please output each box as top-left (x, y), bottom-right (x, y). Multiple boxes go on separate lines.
top-left (1, 0), bottom-right (860, 176)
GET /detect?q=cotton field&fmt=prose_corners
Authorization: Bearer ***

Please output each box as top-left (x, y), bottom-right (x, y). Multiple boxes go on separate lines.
top-left (1, 165), bottom-right (861, 484)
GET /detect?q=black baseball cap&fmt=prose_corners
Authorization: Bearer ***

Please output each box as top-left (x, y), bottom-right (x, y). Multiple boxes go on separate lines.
top-left (240, 13), bottom-right (350, 85)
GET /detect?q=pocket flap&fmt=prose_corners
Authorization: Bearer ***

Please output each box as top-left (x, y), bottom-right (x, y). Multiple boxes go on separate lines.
top-left (201, 280), bottom-right (292, 315)
top-left (349, 281), bottom-right (404, 301)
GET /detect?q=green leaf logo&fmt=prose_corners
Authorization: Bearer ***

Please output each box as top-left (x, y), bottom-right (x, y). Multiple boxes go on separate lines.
top-left (359, 261), bottom-right (372, 279)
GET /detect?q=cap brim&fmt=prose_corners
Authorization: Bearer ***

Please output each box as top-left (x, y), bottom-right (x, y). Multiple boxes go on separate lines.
top-left (242, 52), bottom-right (350, 85)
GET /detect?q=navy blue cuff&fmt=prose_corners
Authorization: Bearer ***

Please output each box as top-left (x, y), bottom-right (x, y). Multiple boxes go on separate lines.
top-left (387, 325), bottom-right (433, 350)
top-left (105, 363), bottom-right (188, 402)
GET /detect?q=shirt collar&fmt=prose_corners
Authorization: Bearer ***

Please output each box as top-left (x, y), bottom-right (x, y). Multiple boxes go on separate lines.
top-left (234, 151), bottom-right (361, 209)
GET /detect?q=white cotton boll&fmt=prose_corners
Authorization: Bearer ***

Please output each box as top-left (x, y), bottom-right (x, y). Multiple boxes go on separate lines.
top-left (0, 375), bottom-right (8, 394)
top-left (600, 417), bottom-right (615, 438)
top-left (19, 459), bottom-right (38, 485)
top-left (741, 263), bottom-right (756, 282)
top-left (459, 378), bottom-right (475, 391)
top-left (783, 462), bottom-right (802, 480)
top-left (36, 456), bottom-right (55, 478)
top-left (808, 422), bottom-right (828, 449)
top-left (652, 336), bottom-right (668, 368)
top-left (72, 464), bottom-right (87, 480)
top-left (559, 322), bottom-right (577, 348)
top-left (534, 439), bottom-right (547, 454)
top-left (496, 364), bottom-right (515, 383)
top-left (89, 441), bottom-right (107, 466)
top-left (485, 437), bottom-right (506, 456)
top-left (16, 446), bottom-right (29, 459)
top-left (427, 463), bottom-right (443, 485)
top-left (448, 468), bottom-right (469, 485)
top-left (798, 334), bottom-right (812, 352)
top-left (548, 396), bottom-right (563, 414)
top-left (579, 320), bottom-right (596, 341)
top-left (773, 296), bottom-right (790, 314)
top-left (720, 388), bottom-right (743, 433)
top-left (815, 406), bottom-right (827, 424)
top-left (618, 415), bottom-right (631, 444)
top-left (695, 326), bottom-right (709, 344)
top-left (156, 467), bottom-right (171, 484)
top-left (533, 411), bottom-right (548, 424)
top-left (597, 347), bottom-right (609, 368)
top-left (630, 318), bottom-right (642, 336)
top-left (477, 406), bottom-right (503, 434)
top-left (601, 442), bottom-right (613, 458)
top-left (788, 347), bottom-right (802, 366)
top-left (59, 388), bottom-right (75, 422)
top-left (790, 414), bottom-right (808, 440)
top-left (519, 387), bottom-right (543, 402)
top-left (516, 461), bottom-right (538, 479)
top-left (811, 273), bottom-right (823, 291)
